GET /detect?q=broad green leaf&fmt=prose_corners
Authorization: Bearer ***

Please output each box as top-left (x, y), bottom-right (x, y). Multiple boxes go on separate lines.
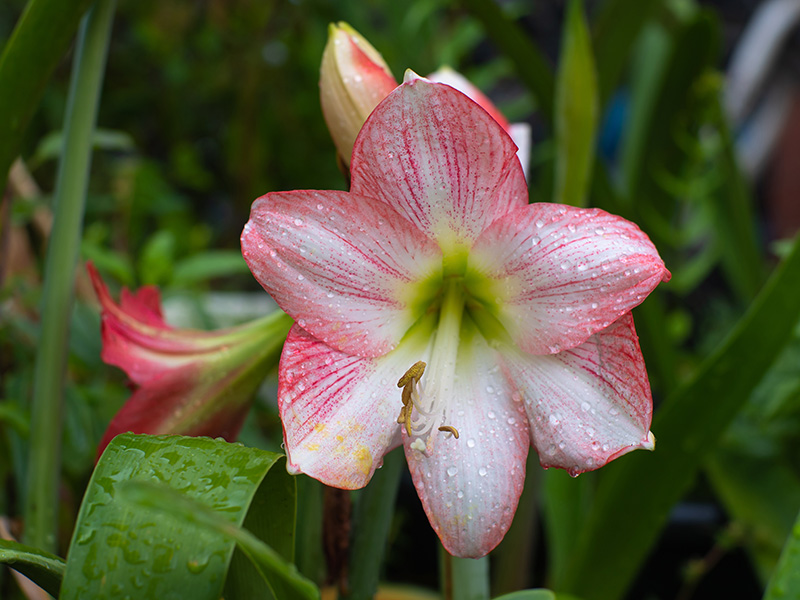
top-left (554, 0), bottom-right (597, 208)
top-left (0, 539), bottom-right (65, 597)
top-left (559, 233), bottom-right (800, 600)
top-left (60, 434), bottom-right (296, 600)
top-left (118, 481), bottom-right (319, 600)
top-left (0, 0), bottom-right (96, 194)
top-left (763, 506), bottom-right (800, 600)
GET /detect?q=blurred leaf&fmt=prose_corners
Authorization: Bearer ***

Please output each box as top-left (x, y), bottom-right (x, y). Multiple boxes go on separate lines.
top-left (29, 128), bottom-right (135, 168)
top-left (460, 0), bottom-right (555, 123)
top-left (0, 539), bottom-right (65, 597)
top-left (559, 234), bottom-right (800, 600)
top-left (763, 505), bottom-right (800, 600)
top-left (706, 451), bottom-right (800, 583)
top-left (138, 229), bottom-right (176, 285)
top-left (554, 0), bottom-right (597, 207)
top-left (119, 480), bottom-right (320, 600)
top-left (0, 0), bottom-right (96, 193)
top-left (60, 433), bottom-right (296, 600)
top-left (493, 590), bottom-right (582, 600)
top-left (80, 240), bottom-right (136, 287)
top-left (591, 0), bottom-right (666, 107)
top-left (172, 250), bottom-right (252, 287)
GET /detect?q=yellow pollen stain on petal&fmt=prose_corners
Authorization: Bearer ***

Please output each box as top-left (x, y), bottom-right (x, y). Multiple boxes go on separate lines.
top-left (313, 423), bottom-right (326, 433)
top-left (304, 443), bottom-right (320, 452)
top-left (354, 446), bottom-right (373, 476)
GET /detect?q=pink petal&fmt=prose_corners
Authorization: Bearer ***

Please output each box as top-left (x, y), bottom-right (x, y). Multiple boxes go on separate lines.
top-left (279, 324), bottom-right (433, 489)
top-left (96, 364), bottom-right (250, 458)
top-left (427, 67), bottom-right (511, 132)
top-left (404, 334), bottom-right (529, 558)
top-left (469, 203), bottom-right (671, 355)
top-left (501, 313), bottom-right (654, 476)
top-left (242, 190), bottom-right (442, 358)
top-left (350, 76), bottom-right (527, 248)
top-left (88, 263), bottom-right (234, 383)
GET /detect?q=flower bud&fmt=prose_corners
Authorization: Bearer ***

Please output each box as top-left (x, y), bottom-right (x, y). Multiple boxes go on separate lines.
top-left (320, 22), bottom-right (397, 166)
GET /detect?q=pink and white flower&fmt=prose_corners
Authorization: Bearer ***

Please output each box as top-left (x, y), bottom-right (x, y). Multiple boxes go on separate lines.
top-left (241, 74), bottom-right (670, 557)
top-left (88, 263), bottom-right (291, 457)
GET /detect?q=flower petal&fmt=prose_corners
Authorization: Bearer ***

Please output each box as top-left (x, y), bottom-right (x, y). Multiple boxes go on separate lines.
top-left (501, 313), bottom-right (654, 476)
top-left (350, 76), bottom-right (527, 250)
top-left (469, 203), bottom-right (671, 354)
top-left (242, 190), bottom-right (442, 358)
top-left (97, 365), bottom-right (251, 458)
top-left (427, 66), bottom-right (511, 131)
top-left (279, 324), bottom-right (433, 489)
top-left (88, 262), bottom-right (239, 384)
top-left (404, 332), bottom-right (529, 558)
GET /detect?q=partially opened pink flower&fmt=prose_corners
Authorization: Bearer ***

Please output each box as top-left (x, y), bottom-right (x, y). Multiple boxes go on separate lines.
top-left (241, 73), bottom-right (670, 557)
top-left (88, 263), bottom-right (291, 457)
top-left (320, 22), bottom-right (530, 174)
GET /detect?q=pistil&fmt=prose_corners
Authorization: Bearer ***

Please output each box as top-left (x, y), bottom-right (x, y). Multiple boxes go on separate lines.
top-left (404, 277), bottom-right (465, 453)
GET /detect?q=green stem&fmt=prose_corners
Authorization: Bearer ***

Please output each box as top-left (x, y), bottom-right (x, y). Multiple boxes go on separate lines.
top-left (441, 549), bottom-right (490, 600)
top-left (23, 0), bottom-right (115, 553)
top-left (342, 447), bottom-right (404, 599)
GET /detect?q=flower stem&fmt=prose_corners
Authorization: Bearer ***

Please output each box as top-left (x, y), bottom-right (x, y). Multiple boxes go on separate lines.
top-left (441, 547), bottom-right (490, 600)
top-left (23, 0), bottom-right (115, 553)
top-left (342, 447), bottom-right (404, 599)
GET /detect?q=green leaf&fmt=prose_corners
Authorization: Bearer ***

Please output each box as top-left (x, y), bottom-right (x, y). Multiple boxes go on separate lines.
top-left (559, 233), bottom-right (800, 600)
top-left (0, 539), bottom-right (65, 597)
top-left (0, 0), bottom-right (96, 193)
top-left (118, 481), bottom-right (320, 600)
top-left (763, 506), bottom-right (800, 599)
top-left (172, 251), bottom-right (252, 287)
top-left (30, 128), bottom-right (136, 168)
top-left (343, 447), bottom-right (404, 600)
top-left (60, 433), bottom-right (299, 600)
top-left (554, 0), bottom-right (598, 208)
top-left (591, 0), bottom-right (666, 107)
top-left (493, 590), bottom-right (582, 600)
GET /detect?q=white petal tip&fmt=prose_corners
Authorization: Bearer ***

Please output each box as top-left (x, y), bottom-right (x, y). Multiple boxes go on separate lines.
top-left (642, 431), bottom-right (656, 451)
top-left (403, 69), bottom-right (425, 84)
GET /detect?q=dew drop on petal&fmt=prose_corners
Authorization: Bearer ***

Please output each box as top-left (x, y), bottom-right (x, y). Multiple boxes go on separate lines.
top-left (580, 401), bottom-right (591, 412)
top-left (457, 490), bottom-right (464, 499)
top-left (487, 411), bottom-right (496, 420)
top-left (447, 466), bottom-right (458, 477)
top-left (478, 467), bottom-right (488, 477)
top-left (609, 407), bottom-right (620, 417)
top-left (467, 439), bottom-right (475, 448)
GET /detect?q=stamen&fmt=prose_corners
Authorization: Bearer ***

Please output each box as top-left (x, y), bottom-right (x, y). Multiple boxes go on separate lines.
top-left (438, 425), bottom-right (459, 439)
top-left (398, 361), bottom-right (426, 388)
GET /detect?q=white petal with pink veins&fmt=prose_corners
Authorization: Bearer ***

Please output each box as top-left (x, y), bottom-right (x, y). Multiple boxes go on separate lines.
top-left (405, 329), bottom-right (529, 558)
top-left (469, 203), bottom-right (670, 355)
top-left (279, 324), bottom-right (434, 490)
top-left (350, 76), bottom-right (527, 251)
top-left (242, 190), bottom-right (442, 358)
top-left (501, 314), bottom-right (654, 475)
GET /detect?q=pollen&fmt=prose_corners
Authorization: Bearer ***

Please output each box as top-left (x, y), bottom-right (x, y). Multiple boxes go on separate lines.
top-left (438, 425), bottom-right (459, 439)
top-left (398, 361), bottom-right (426, 388)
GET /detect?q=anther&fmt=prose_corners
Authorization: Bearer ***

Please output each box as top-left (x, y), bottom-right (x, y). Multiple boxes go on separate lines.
top-left (398, 361), bottom-right (426, 388)
top-left (438, 425), bottom-right (460, 439)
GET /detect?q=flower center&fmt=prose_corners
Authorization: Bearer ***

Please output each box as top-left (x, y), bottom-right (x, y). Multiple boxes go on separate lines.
top-left (398, 278), bottom-right (465, 454)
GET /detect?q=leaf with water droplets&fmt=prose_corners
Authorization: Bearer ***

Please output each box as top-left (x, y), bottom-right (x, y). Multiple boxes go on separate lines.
top-left (60, 434), bottom-right (308, 600)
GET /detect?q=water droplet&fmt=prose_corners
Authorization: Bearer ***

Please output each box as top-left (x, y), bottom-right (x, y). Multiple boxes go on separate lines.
top-left (486, 385), bottom-right (495, 394)
top-left (457, 490), bottom-right (464, 499)
top-left (609, 407), bottom-right (620, 417)
top-left (507, 417), bottom-right (516, 425)
top-left (478, 467), bottom-right (488, 477)
top-left (487, 411), bottom-right (496, 419)
top-left (546, 444), bottom-right (556, 455)
top-left (297, 274), bottom-right (305, 281)
top-left (549, 414), bottom-right (560, 426)
top-left (535, 219), bottom-right (544, 228)
top-left (447, 466), bottom-right (458, 477)
top-left (294, 218), bottom-right (304, 226)
top-left (580, 401), bottom-right (591, 412)
top-left (467, 438), bottom-right (475, 448)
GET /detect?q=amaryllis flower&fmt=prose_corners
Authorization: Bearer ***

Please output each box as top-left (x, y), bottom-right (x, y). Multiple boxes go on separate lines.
top-left (88, 263), bottom-right (292, 456)
top-left (320, 22), bottom-right (529, 174)
top-left (241, 74), bottom-right (670, 557)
